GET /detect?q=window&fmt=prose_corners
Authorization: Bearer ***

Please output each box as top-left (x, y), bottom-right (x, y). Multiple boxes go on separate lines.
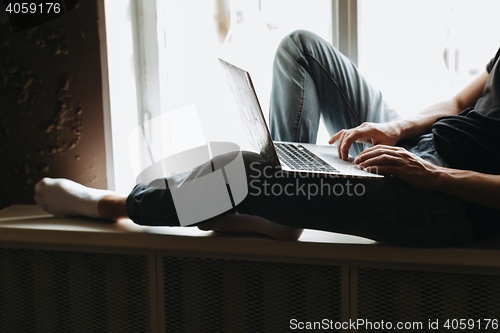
top-left (358, 0), bottom-right (500, 117)
top-left (104, 0), bottom-right (332, 194)
top-left (155, 0), bottom-right (333, 151)
top-left (103, 0), bottom-right (500, 193)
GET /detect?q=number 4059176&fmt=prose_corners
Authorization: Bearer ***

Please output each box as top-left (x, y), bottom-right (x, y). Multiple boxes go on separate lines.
top-left (444, 319), bottom-right (498, 330)
top-left (5, 2), bottom-right (61, 14)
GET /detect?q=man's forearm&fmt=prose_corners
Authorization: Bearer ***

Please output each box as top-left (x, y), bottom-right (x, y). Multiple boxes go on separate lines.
top-left (434, 168), bottom-right (500, 210)
top-left (392, 99), bottom-right (462, 141)
top-left (391, 71), bottom-right (489, 142)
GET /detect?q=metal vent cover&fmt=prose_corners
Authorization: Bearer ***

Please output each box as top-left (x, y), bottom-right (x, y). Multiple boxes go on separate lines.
top-left (163, 256), bottom-right (343, 332)
top-left (0, 248), bottom-right (151, 333)
top-left (357, 267), bottom-right (500, 333)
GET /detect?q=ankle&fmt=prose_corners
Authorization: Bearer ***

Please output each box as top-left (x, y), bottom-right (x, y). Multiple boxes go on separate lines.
top-left (97, 195), bottom-right (128, 221)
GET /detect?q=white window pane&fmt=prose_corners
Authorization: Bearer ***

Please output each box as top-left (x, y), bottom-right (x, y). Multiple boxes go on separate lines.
top-left (158, 0), bottom-right (332, 149)
top-left (358, 0), bottom-right (500, 117)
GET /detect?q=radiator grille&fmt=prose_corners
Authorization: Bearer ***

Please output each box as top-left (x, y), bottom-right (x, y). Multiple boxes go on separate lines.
top-left (0, 248), bottom-right (151, 333)
top-left (162, 256), bottom-right (343, 333)
top-left (357, 268), bottom-right (500, 333)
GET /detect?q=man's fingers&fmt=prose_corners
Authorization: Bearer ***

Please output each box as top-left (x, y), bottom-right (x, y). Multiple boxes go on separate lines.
top-left (355, 147), bottom-right (402, 164)
top-left (331, 127), bottom-right (382, 160)
top-left (337, 131), bottom-right (347, 158)
top-left (361, 144), bottom-right (401, 154)
top-left (339, 132), bottom-right (357, 160)
top-left (337, 132), bottom-right (345, 159)
top-left (356, 145), bottom-right (403, 162)
top-left (365, 164), bottom-right (401, 177)
top-left (328, 131), bottom-right (343, 145)
top-left (359, 153), bottom-right (404, 168)
top-left (340, 128), bottom-right (376, 160)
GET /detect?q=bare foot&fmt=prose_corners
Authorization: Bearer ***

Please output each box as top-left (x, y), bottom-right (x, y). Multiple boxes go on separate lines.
top-left (198, 215), bottom-right (303, 241)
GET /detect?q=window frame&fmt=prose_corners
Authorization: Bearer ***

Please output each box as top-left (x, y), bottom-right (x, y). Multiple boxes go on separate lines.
top-left (334, 0), bottom-right (359, 65)
top-left (100, 0), bottom-right (356, 193)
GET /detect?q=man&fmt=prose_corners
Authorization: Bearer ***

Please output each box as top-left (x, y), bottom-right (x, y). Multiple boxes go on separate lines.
top-left (35, 31), bottom-right (500, 246)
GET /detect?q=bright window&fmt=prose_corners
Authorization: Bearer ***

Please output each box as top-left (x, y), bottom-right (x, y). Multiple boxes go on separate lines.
top-left (104, 0), bottom-right (500, 193)
top-left (104, 0), bottom-right (332, 193)
top-left (157, 0), bottom-right (333, 147)
top-left (358, 0), bottom-right (500, 117)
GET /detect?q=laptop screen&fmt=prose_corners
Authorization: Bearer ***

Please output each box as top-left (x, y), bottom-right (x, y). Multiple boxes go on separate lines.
top-left (219, 59), bottom-right (280, 167)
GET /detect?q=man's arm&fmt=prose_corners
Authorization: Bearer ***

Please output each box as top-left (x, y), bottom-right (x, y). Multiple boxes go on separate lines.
top-left (355, 145), bottom-right (500, 210)
top-left (435, 169), bottom-right (500, 210)
top-left (330, 71), bottom-right (490, 160)
top-left (396, 70), bottom-right (490, 141)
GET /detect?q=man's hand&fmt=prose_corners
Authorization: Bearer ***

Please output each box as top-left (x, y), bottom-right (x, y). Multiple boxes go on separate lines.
top-left (329, 122), bottom-right (402, 160)
top-left (354, 145), bottom-right (443, 191)
top-left (330, 71), bottom-right (489, 161)
top-left (354, 145), bottom-right (500, 210)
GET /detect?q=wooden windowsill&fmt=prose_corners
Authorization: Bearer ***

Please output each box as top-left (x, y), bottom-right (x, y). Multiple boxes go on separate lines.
top-left (1, 205), bottom-right (500, 268)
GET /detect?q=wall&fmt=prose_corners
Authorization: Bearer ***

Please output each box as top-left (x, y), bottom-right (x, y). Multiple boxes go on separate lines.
top-left (0, 0), bottom-right (107, 210)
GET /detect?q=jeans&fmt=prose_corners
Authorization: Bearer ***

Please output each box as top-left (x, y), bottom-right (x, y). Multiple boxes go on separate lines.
top-left (127, 30), bottom-right (475, 247)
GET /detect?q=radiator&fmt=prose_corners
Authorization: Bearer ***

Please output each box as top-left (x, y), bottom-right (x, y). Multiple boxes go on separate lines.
top-left (1, 245), bottom-right (499, 332)
top-left (0, 247), bottom-right (151, 333)
top-left (161, 256), bottom-right (343, 332)
top-left (356, 267), bottom-right (500, 333)
top-left (0, 247), bottom-right (344, 333)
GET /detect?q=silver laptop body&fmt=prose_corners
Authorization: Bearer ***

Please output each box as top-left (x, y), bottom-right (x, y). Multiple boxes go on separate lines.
top-left (219, 59), bottom-right (383, 179)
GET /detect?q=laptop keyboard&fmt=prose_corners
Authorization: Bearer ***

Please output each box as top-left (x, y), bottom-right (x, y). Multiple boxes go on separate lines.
top-left (274, 143), bottom-right (339, 173)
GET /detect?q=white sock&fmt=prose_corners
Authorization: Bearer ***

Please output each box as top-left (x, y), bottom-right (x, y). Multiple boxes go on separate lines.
top-left (34, 178), bottom-right (115, 218)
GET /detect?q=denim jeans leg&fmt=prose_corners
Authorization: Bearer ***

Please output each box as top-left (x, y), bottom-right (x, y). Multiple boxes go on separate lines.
top-left (269, 30), bottom-right (400, 156)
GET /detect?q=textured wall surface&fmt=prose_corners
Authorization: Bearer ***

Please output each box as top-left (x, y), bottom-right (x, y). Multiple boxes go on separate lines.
top-left (0, 0), bottom-right (107, 210)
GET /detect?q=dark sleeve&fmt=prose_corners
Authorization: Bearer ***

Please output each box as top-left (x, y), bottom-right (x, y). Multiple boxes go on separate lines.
top-left (486, 47), bottom-right (500, 73)
top-left (126, 178), bottom-right (181, 226)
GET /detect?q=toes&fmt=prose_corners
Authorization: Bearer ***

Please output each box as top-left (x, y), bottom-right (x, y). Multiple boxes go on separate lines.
top-left (34, 179), bottom-right (46, 203)
top-left (34, 177), bottom-right (52, 193)
top-left (33, 192), bottom-right (42, 204)
top-left (34, 178), bottom-right (52, 210)
top-left (34, 179), bottom-right (44, 193)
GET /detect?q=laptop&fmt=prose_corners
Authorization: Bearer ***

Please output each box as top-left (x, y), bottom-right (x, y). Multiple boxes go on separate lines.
top-left (219, 59), bottom-right (383, 179)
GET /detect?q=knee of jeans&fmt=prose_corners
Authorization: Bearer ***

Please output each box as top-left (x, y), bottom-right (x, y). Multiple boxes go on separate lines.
top-left (275, 30), bottom-right (340, 68)
top-left (289, 29), bottom-right (322, 46)
top-left (290, 30), bottom-right (337, 54)
top-left (275, 29), bottom-right (317, 59)
top-left (275, 32), bottom-right (300, 61)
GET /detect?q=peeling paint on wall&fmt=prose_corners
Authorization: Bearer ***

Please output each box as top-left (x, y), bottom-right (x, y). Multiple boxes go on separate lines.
top-left (42, 77), bottom-right (82, 155)
top-left (0, 57), bottom-right (45, 117)
top-left (25, 26), bottom-right (69, 56)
